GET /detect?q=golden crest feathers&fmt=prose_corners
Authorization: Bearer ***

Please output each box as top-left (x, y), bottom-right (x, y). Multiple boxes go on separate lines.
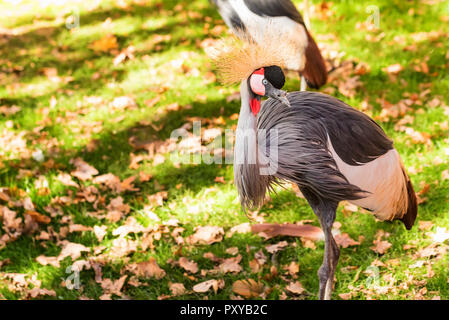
top-left (208, 25), bottom-right (295, 84)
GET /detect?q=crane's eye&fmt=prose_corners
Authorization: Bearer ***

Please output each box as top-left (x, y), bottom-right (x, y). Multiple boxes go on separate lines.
top-left (262, 79), bottom-right (268, 85)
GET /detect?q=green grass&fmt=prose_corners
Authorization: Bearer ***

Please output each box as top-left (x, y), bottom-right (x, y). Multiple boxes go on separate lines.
top-left (0, 0), bottom-right (448, 300)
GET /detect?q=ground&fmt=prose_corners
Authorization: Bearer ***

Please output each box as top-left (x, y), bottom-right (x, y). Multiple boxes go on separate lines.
top-left (0, 0), bottom-right (448, 300)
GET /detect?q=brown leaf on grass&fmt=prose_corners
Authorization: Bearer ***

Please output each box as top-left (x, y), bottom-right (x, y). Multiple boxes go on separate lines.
top-left (109, 238), bottom-right (138, 258)
top-left (203, 252), bottom-right (221, 262)
top-left (418, 220), bottom-right (434, 231)
top-left (334, 233), bottom-right (360, 248)
top-left (179, 257), bottom-right (199, 274)
top-left (69, 224), bottom-right (92, 233)
top-left (193, 279), bottom-right (224, 293)
top-left (383, 63), bottom-right (404, 75)
top-left (139, 171), bottom-right (152, 182)
top-left (58, 241), bottom-right (90, 261)
top-left (145, 96), bottom-right (161, 108)
top-left (430, 227), bottom-right (449, 243)
top-left (284, 261), bottom-right (299, 277)
top-left (225, 247), bottom-right (239, 255)
top-left (106, 196), bottom-right (130, 222)
top-left (285, 281), bottom-right (305, 295)
top-left (0, 189), bottom-right (10, 202)
top-left (249, 259), bottom-right (262, 273)
top-left (226, 223), bottom-right (251, 238)
top-left (339, 292), bottom-right (353, 300)
top-left (90, 34), bottom-right (118, 53)
top-left (1, 206), bottom-right (22, 234)
top-left (27, 287), bottom-right (56, 298)
top-left (0, 105), bottom-right (21, 116)
top-left (70, 158), bottom-right (98, 181)
top-left (265, 241), bottom-right (288, 254)
top-left (188, 226), bottom-right (224, 245)
top-left (251, 223), bottom-right (323, 240)
top-left (94, 225), bottom-right (107, 242)
top-left (36, 255), bottom-right (60, 268)
top-left (111, 96), bottom-right (137, 111)
top-left (100, 275), bottom-right (127, 299)
top-left (232, 279), bottom-right (264, 298)
top-left (219, 255), bottom-right (242, 274)
top-left (120, 176), bottom-right (139, 192)
top-left (442, 170), bottom-right (449, 181)
top-left (23, 210), bottom-right (50, 225)
top-left (112, 217), bottom-right (146, 237)
top-left (147, 191), bottom-right (168, 207)
top-left (371, 239), bottom-right (392, 254)
top-left (93, 173), bottom-right (121, 193)
top-left (126, 258), bottom-right (166, 279)
top-left (169, 283), bottom-right (186, 296)
top-left (56, 173), bottom-right (79, 188)
top-left (214, 176), bottom-right (225, 184)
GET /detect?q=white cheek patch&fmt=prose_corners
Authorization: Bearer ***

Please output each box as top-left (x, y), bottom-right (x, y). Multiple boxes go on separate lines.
top-left (250, 74), bottom-right (265, 96)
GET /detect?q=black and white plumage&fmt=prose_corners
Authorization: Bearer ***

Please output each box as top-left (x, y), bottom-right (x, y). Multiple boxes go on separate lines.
top-left (211, 0), bottom-right (328, 89)
top-left (232, 67), bottom-right (418, 300)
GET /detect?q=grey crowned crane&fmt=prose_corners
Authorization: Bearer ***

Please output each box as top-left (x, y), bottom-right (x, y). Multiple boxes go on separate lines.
top-left (211, 0), bottom-right (327, 91)
top-left (211, 36), bottom-right (418, 300)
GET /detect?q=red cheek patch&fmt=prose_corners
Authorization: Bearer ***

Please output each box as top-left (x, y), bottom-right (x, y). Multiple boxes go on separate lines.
top-left (250, 98), bottom-right (261, 116)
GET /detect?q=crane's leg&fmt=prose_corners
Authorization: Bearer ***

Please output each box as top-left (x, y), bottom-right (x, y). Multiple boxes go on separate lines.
top-left (300, 75), bottom-right (307, 91)
top-left (319, 216), bottom-right (340, 300)
top-left (299, 187), bottom-right (340, 300)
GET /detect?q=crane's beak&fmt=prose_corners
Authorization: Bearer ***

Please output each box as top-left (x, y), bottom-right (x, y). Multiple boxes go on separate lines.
top-left (267, 87), bottom-right (291, 107)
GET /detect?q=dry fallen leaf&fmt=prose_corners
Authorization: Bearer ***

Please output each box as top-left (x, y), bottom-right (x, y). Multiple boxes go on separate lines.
top-left (99, 275), bottom-right (127, 299)
top-left (232, 279), bottom-right (264, 298)
top-left (371, 239), bottom-right (392, 254)
top-left (265, 241), bottom-right (288, 254)
top-left (58, 241), bottom-right (90, 261)
top-left (383, 63), bottom-right (404, 74)
top-left (218, 255), bottom-right (242, 274)
top-left (188, 226), bottom-right (224, 245)
top-left (284, 261), bottom-right (299, 277)
top-left (285, 281), bottom-right (305, 295)
top-left (225, 247), bottom-right (239, 255)
top-left (179, 257), bottom-right (199, 274)
top-left (193, 279), bottom-right (223, 293)
top-left (90, 34), bottom-right (118, 53)
top-left (24, 210), bottom-right (51, 224)
top-left (169, 283), bottom-right (186, 296)
top-left (126, 258), bottom-right (166, 279)
top-left (334, 233), bottom-right (360, 248)
top-left (70, 158), bottom-right (99, 181)
top-left (339, 292), bottom-right (353, 300)
top-left (27, 287), bottom-right (56, 298)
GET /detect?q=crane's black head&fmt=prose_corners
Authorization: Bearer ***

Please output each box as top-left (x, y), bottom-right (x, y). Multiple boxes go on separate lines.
top-left (249, 66), bottom-right (290, 108)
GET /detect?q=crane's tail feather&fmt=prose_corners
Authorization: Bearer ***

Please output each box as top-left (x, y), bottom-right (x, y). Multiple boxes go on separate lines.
top-left (399, 168), bottom-right (418, 230)
top-left (302, 30), bottom-right (327, 89)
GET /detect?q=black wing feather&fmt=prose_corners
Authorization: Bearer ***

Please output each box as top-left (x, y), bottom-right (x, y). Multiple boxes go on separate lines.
top-left (287, 91), bottom-right (393, 165)
top-left (243, 0), bottom-right (305, 26)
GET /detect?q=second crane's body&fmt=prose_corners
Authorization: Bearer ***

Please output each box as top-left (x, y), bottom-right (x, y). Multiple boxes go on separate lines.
top-left (212, 0), bottom-right (327, 89)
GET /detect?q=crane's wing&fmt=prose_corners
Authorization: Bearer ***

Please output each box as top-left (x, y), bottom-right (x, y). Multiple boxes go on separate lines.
top-left (243, 0), bottom-right (305, 26)
top-left (287, 91), bottom-right (393, 165)
top-left (210, 0), bottom-right (246, 31)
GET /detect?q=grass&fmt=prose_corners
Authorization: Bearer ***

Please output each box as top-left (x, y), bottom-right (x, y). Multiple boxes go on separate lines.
top-left (0, 0), bottom-right (448, 300)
